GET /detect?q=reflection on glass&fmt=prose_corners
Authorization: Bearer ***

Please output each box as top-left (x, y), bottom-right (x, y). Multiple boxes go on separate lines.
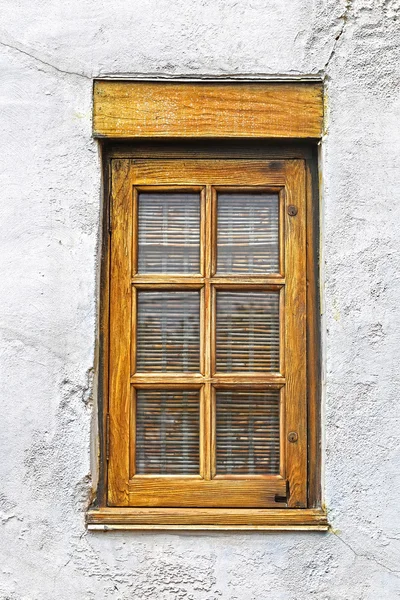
top-left (216, 389), bottom-right (280, 475)
top-left (138, 193), bottom-right (200, 273)
top-left (136, 291), bottom-right (200, 372)
top-left (216, 291), bottom-right (280, 372)
top-left (217, 193), bottom-right (279, 274)
top-left (136, 390), bottom-right (200, 474)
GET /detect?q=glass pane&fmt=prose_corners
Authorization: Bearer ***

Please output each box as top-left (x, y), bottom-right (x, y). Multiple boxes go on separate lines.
top-left (136, 291), bottom-right (200, 372)
top-left (136, 389), bottom-right (200, 474)
top-left (216, 291), bottom-right (280, 372)
top-left (216, 389), bottom-right (280, 475)
top-left (138, 192), bottom-right (200, 273)
top-left (217, 193), bottom-right (279, 274)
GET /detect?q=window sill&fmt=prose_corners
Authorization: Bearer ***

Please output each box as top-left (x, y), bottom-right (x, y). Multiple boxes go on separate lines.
top-left (86, 508), bottom-right (329, 531)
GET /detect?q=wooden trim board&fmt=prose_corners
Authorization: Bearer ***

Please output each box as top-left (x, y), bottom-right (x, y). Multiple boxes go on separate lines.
top-left (87, 508), bottom-right (329, 530)
top-left (93, 82), bottom-right (323, 139)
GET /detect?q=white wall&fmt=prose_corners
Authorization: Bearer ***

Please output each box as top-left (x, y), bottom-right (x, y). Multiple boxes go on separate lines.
top-left (1, 1), bottom-right (400, 598)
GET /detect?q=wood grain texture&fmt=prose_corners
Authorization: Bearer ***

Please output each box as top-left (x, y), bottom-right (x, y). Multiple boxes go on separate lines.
top-left (284, 160), bottom-right (308, 508)
top-left (127, 477), bottom-right (286, 508)
top-left (132, 159), bottom-right (286, 186)
top-left (108, 159), bottom-right (133, 506)
top-left (87, 507), bottom-right (328, 530)
top-left (94, 142), bottom-right (321, 524)
top-left (104, 152), bottom-right (318, 523)
top-left (93, 82), bottom-right (323, 139)
top-left (125, 160), bottom-right (295, 508)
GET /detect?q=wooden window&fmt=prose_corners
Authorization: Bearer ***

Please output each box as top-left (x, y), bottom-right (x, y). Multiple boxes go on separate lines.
top-left (88, 82), bottom-right (327, 530)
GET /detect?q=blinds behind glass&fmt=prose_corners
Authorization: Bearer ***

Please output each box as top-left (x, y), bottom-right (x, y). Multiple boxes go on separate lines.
top-left (216, 389), bottom-right (280, 475)
top-left (136, 389), bottom-right (200, 474)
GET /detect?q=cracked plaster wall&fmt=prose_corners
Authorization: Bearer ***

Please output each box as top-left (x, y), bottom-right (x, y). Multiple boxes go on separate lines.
top-left (1, 0), bottom-right (400, 598)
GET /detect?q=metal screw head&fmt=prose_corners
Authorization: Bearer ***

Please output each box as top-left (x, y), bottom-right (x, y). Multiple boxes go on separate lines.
top-left (288, 431), bottom-right (298, 443)
top-left (287, 205), bottom-right (298, 216)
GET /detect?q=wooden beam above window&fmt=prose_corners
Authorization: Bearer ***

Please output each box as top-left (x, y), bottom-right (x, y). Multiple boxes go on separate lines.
top-left (93, 81), bottom-right (323, 139)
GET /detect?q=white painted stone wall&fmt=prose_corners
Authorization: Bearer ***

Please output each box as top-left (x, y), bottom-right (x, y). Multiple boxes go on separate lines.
top-left (1, 0), bottom-right (400, 597)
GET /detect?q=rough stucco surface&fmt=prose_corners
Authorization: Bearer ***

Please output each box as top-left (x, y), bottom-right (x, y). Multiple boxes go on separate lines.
top-left (1, 0), bottom-right (400, 598)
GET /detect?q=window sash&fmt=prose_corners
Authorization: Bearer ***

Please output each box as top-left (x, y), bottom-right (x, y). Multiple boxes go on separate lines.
top-left (108, 158), bottom-right (307, 509)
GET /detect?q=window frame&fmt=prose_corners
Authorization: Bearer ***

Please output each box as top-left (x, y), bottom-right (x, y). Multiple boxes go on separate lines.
top-left (88, 80), bottom-right (326, 530)
top-left (108, 157), bottom-right (307, 510)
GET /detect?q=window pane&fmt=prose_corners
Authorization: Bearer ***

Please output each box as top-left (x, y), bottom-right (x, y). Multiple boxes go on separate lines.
top-left (216, 291), bottom-right (280, 372)
top-left (138, 192), bottom-right (200, 273)
top-left (216, 389), bottom-right (280, 475)
top-left (136, 291), bottom-right (200, 372)
top-left (217, 193), bottom-right (279, 274)
top-left (136, 389), bottom-right (200, 474)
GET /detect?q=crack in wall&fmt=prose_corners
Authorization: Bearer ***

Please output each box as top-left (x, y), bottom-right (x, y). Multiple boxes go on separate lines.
top-left (324, 0), bottom-right (353, 72)
top-left (331, 530), bottom-right (400, 576)
top-left (0, 40), bottom-right (323, 83)
top-left (0, 40), bottom-right (91, 79)
top-left (0, 38), bottom-right (326, 83)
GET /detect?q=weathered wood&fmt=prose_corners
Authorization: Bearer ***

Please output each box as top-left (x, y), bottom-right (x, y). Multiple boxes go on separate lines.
top-left (126, 477), bottom-right (286, 508)
top-left (305, 154), bottom-right (322, 507)
top-left (132, 159), bottom-right (286, 186)
top-left (93, 82), bottom-right (323, 139)
top-left (210, 276), bottom-right (285, 285)
top-left (132, 276), bottom-right (205, 285)
top-left (87, 507), bottom-right (328, 530)
top-left (108, 159), bottom-right (133, 506)
top-left (105, 151), bottom-right (317, 524)
top-left (284, 160), bottom-right (307, 507)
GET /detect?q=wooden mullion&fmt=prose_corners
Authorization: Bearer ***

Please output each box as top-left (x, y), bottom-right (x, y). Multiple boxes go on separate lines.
top-left (132, 275), bottom-right (205, 285)
top-left (133, 282), bottom-right (203, 290)
top-left (211, 375), bottom-right (285, 387)
top-left (210, 276), bottom-right (285, 286)
top-left (131, 375), bottom-right (204, 386)
top-left (202, 184), bottom-right (213, 480)
top-left (211, 282), bottom-right (284, 293)
top-left (201, 383), bottom-right (212, 480)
